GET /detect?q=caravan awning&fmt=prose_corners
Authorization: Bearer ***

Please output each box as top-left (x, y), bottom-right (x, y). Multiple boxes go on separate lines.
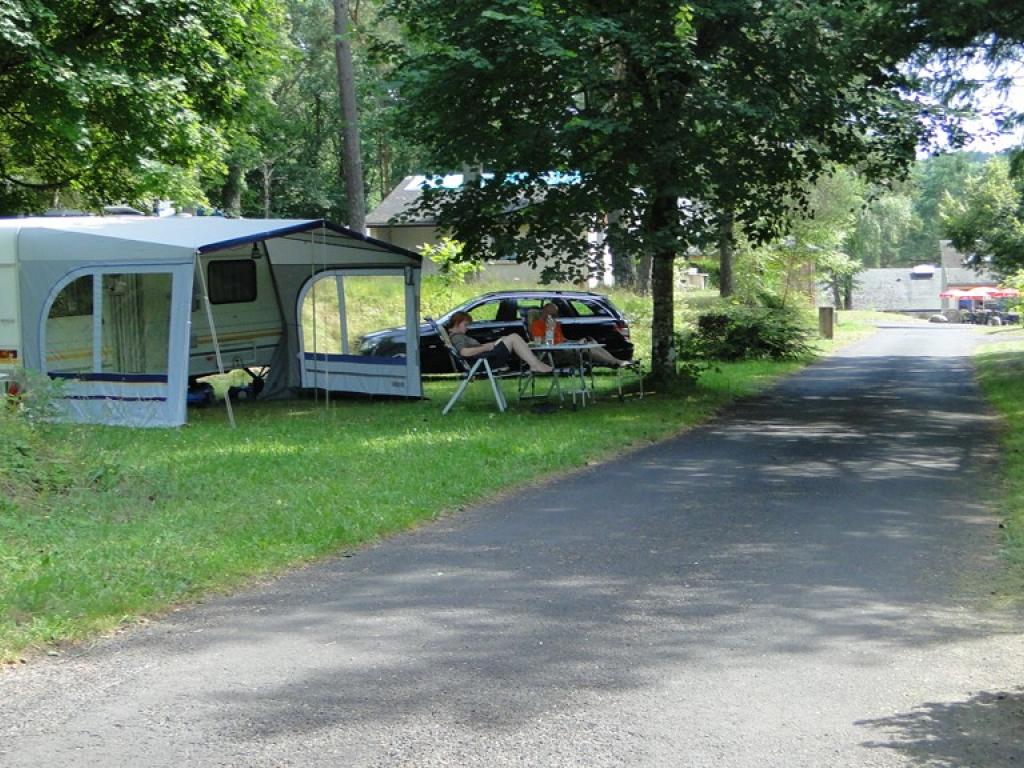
top-left (7, 216), bottom-right (423, 428)
top-left (3, 217), bottom-right (420, 265)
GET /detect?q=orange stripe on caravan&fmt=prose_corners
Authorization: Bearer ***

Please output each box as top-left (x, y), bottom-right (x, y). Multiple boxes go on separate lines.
top-left (192, 330), bottom-right (281, 345)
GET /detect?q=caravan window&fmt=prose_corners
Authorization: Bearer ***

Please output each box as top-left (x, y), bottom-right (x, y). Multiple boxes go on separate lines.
top-left (208, 260), bottom-right (257, 304)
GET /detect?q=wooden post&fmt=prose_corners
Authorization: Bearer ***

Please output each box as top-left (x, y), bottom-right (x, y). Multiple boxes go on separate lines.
top-left (818, 306), bottom-right (835, 339)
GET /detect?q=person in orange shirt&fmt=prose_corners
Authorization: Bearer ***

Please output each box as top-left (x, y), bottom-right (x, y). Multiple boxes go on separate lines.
top-left (529, 303), bottom-right (634, 368)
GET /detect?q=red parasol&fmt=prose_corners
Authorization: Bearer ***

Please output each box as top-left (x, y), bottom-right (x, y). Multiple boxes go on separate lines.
top-left (940, 285), bottom-right (1019, 300)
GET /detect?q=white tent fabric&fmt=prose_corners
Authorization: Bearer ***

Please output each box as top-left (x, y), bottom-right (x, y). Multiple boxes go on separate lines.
top-left (5, 216), bottom-right (422, 427)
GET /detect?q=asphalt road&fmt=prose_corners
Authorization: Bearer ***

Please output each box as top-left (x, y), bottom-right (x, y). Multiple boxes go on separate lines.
top-left (2, 323), bottom-right (1023, 767)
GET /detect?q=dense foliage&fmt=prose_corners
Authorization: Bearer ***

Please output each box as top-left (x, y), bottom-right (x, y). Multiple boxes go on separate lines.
top-left (941, 154), bottom-right (1024, 276)
top-left (0, 0), bottom-right (284, 211)
top-left (683, 305), bottom-right (814, 362)
top-left (216, 0), bottom-right (427, 222)
top-left (381, 0), bottom-right (1014, 379)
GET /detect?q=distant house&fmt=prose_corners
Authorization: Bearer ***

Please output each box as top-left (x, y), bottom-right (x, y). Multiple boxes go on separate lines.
top-left (366, 175), bottom-right (445, 260)
top-left (838, 241), bottom-right (998, 315)
top-left (367, 174), bottom-right (612, 285)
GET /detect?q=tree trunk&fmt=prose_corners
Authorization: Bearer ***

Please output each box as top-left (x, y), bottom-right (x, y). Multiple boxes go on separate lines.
top-left (718, 211), bottom-right (734, 298)
top-left (221, 161), bottom-right (244, 217)
top-left (261, 162), bottom-right (273, 219)
top-left (648, 194), bottom-right (677, 383)
top-left (332, 0), bottom-right (366, 233)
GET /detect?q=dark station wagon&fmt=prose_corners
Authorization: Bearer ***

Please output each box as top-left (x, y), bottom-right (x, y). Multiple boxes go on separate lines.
top-left (358, 290), bottom-right (635, 374)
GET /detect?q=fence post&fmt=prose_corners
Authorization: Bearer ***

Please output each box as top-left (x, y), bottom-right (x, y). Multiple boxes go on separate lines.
top-left (818, 306), bottom-right (835, 339)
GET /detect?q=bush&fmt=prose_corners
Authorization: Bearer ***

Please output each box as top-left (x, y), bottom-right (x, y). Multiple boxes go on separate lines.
top-left (683, 305), bottom-right (813, 361)
top-left (0, 374), bottom-right (120, 512)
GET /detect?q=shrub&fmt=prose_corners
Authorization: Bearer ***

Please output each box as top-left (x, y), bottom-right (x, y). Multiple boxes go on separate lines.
top-left (0, 373), bottom-right (120, 512)
top-left (420, 238), bottom-right (482, 317)
top-left (683, 305), bottom-right (813, 361)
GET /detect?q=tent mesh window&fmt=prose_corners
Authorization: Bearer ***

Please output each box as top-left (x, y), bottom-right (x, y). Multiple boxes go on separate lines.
top-left (102, 273), bottom-right (171, 374)
top-left (46, 275), bottom-right (95, 373)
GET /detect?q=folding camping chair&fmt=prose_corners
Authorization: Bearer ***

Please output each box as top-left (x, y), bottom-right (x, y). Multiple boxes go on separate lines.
top-left (428, 318), bottom-right (529, 415)
top-left (613, 358), bottom-right (644, 400)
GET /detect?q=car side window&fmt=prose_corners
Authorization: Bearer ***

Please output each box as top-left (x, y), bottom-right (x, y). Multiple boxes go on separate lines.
top-left (495, 300), bottom-right (519, 322)
top-left (516, 298), bottom-right (545, 320)
top-left (469, 300), bottom-right (502, 322)
top-left (569, 299), bottom-right (611, 318)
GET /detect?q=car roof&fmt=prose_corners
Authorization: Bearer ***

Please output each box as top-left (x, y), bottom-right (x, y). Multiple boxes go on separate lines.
top-left (469, 290), bottom-right (612, 300)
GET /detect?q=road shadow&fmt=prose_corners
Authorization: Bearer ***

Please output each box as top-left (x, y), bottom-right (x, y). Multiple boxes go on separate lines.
top-left (857, 688), bottom-right (1024, 767)
top-left (67, 350), bottom-right (1014, 742)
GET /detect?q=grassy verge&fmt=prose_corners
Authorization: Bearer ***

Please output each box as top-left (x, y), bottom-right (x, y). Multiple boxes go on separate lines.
top-left (0, 307), bottom-right (884, 662)
top-left (974, 333), bottom-right (1024, 588)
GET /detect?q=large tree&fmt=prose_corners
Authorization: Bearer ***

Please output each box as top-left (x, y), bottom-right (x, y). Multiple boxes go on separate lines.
top-left (941, 154), bottom-right (1024, 276)
top-left (384, 0), bottom-right (952, 381)
top-left (209, 0), bottom-right (426, 222)
top-left (0, 0), bottom-right (281, 212)
top-left (333, 0), bottom-right (367, 231)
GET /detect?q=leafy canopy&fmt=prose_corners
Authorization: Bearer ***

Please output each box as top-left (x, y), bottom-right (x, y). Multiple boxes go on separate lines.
top-left (941, 154), bottom-right (1024, 276)
top-left (0, 0), bottom-right (282, 210)
top-left (385, 0), bottom-right (943, 269)
top-left (383, 0), bottom-right (948, 377)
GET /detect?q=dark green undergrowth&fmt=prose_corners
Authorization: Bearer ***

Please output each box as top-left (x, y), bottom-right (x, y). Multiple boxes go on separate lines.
top-left (0, 308), bottom-right (881, 661)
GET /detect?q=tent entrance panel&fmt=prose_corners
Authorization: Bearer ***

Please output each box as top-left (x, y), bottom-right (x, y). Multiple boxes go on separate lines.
top-left (297, 269), bottom-right (421, 397)
top-left (41, 265), bottom-right (192, 427)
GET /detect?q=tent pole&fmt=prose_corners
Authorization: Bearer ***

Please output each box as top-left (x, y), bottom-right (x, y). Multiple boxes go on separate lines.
top-left (308, 238), bottom-right (319, 407)
top-left (195, 253), bottom-right (236, 428)
top-left (319, 228), bottom-right (330, 411)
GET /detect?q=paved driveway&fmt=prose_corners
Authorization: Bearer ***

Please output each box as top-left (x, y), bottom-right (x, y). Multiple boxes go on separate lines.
top-left (1, 323), bottom-right (1022, 767)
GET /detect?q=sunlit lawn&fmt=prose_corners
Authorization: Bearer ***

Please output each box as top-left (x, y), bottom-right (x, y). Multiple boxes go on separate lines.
top-left (974, 329), bottom-right (1024, 591)
top-left (0, 304), bottom-right (888, 661)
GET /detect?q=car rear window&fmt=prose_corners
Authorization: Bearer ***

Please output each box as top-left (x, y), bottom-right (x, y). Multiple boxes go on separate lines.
top-left (515, 298), bottom-right (546, 319)
top-left (569, 299), bottom-right (612, 318)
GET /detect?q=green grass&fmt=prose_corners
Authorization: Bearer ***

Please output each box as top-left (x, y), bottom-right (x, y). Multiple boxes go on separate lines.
top-left (0, 304), bottom-right (887, 662)
top-left (974, 333), bottom-right (1024, 590)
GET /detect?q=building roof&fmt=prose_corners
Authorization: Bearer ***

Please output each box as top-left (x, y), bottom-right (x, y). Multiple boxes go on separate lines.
top-left (367, 172), bottom-right (582, 228)
top-left (367, 175), bottom-right (454, 227)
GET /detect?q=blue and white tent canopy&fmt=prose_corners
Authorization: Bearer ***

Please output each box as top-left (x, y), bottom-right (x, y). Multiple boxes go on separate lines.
top-left (3, 216), bottom-right (422, 427)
